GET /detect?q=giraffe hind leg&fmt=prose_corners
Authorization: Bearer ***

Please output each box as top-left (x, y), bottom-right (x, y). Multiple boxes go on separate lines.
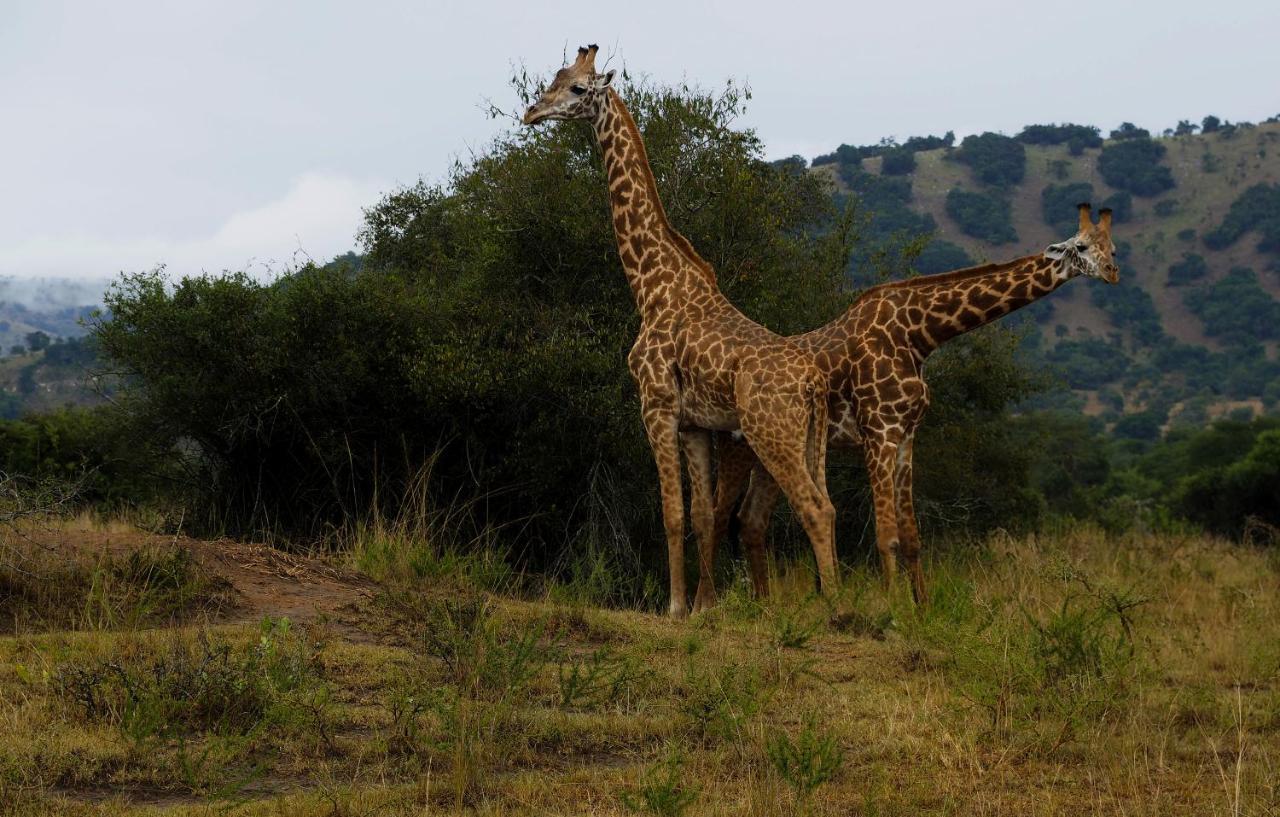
top-left (895, 432), bottom-right (928, 604)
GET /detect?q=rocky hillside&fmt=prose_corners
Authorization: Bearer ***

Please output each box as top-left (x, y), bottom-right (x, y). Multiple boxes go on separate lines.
top-left (808, 119), bottom-right (1280, 433)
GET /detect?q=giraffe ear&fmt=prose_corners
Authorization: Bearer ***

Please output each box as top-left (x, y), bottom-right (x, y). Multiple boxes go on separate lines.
top-left (1044, 241), bottom-right (1069, 260)
top-left (600, 69), bottom-right (615, 87)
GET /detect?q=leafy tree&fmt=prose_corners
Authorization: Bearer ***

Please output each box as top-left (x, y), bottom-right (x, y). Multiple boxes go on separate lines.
top-left (945, 188), bottom-right (1017, 244)
top-left (879, 147), bottom-right (916, 176)
top-left (1201, 115), bottom-right (1221, 133)
top-left (1018, 123), bottom-right (1102, 149)
top-left (1041, 182), bottom-right (1094, 235)
top-left (1166, 252), bottom-right (1207, 286)
top-left (913, 240), bottom-right (973, 275)
top-left (951, 132), bottom-right (1026, 187)
top-left (24, 331), bottom-right (51, 352)
top-left (1174, 120), bottom-right (1199, 136)
top-left (1090, 282), bottom-right (1164, 345)
top-left (1100, 191), bottom-right (1133, 223)
top-left (1097, 139), bottom-right (1176, 197)
top-left (1109, 122), bottom-right (1151, 141)
top-left (1043, 338), bottom-right (1130, 389)
top-left (1184, 267), bottom-right (1280, 344)
top-left (1203, 183), bottom-right (1280, 253)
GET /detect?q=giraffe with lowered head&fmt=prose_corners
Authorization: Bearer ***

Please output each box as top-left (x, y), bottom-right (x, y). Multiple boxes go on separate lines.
top-left (702, 203), bottom-right (1120, 606)
top-left (522, 44), bottom-right (837, 617)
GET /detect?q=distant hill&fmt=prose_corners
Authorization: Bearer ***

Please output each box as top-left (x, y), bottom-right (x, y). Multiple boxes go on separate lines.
top-left (806, 118), bottom-right (1280, 434)
top-left (0, 278), bottom-right (107, 418)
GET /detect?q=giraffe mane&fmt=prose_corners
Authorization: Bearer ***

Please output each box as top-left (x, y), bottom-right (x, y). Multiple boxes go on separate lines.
top-left (867, 253), bottom-right (1044, 294)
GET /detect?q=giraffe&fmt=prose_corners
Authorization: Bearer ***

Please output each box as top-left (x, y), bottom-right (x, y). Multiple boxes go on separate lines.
top-left (522, 44), bottom-right (838, 617)
top-left (701, 203), bottom-right (1120, 605)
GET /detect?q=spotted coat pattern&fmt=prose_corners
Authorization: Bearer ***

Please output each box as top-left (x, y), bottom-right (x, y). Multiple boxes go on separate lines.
top-left (524, 46), bottom-right (839, 616)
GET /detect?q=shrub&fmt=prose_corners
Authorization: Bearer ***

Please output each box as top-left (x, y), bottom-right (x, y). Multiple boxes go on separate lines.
top-left (1185, 267), bottom-right (1280, 344)
top-left (621, 746), bottom-right (699, 816)
top-left (1097, 139), bottom-right (1175, 197)
top-left (1203, 183), bottom-right (1280, 253)
top-left (952, 132), bottom-right (1026, 187)
top-left (766, 713), bottom-right (844, 809)
top-left (1166, 253), bottom-right (1208, 286)
top-left (1043, 338), bottom-right (1129, 389)
top-left (1041, 182), bottom-right (1094, 235)
top-left (913, 239), bottom-right (974, 275)
top-left (946, 188), bottom-right (1018, 244)
top-left (1109, 122), bottom-right (1151, 141)
top-left (1090, 281), bottom-right (1164, 345)
top-left (879, 146), bottom-right (916, 175)
top-left (1018, 123), bottom-right (1103, 149)
top-left (1101, 191), bottom-right (1134, 223)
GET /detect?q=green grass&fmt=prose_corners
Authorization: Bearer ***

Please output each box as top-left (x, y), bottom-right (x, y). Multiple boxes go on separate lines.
top-left (2, 526), bottom-right (1279, 815)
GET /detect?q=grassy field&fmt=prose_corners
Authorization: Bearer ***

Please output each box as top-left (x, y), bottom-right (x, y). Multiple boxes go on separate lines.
top-left (2, 520), bottom-right (1279, 815)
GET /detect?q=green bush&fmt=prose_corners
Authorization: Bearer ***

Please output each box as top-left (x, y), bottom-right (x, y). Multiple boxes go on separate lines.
top-left (879, 146), bottom-right (916, 175)
top-left (1041, 182), bottom-right (1094, 235)
top-left (1166, 253), bottom-right (1208, 286)
top-left (1203, 183), bottom-right (1280, 253)
top-left (1043, 338), bottom-right (1130, 389)
top-left (1185, 267), bottom-right (1280, 344)
top-left (946, 188), bottom-right (1018, 244)
top-left (1097, 139), bottom-right (1175, 197)
top-left (952, 132), bottom-right (1026, 187)
top-left (1018, 123), bottom-right (1102, 149)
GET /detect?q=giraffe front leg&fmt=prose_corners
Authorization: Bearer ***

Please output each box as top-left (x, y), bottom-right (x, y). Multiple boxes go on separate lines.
top-left (642, 409), bottom-right (688, 618)
top-left (894, 432), bottom-right (928, 605)
top-left (683, 430), bottom-right (718, 614)
top-left (863, 437), bottom-right (902, 592)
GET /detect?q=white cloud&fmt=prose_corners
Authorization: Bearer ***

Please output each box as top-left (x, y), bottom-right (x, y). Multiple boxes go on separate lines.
top-left (0, 172), bottom-right (386, 282)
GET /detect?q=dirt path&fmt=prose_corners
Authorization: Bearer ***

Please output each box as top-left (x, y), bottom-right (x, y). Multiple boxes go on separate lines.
top-left (12, 527), bottom-right (379, 629)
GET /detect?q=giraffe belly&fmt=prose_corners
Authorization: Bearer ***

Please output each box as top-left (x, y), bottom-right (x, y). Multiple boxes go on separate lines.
top-left (677, 386), bottom-right (740, 432)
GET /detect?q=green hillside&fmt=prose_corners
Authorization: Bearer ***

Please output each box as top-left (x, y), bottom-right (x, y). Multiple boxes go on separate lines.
top-left (809, 119), bottom-right (1280, 430)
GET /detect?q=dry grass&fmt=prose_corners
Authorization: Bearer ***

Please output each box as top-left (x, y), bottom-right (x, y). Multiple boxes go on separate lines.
top-left (1, 525), bottom-right (1279, 815)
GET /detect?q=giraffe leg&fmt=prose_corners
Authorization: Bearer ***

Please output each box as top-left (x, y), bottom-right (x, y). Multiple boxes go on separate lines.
top-left (894, 432), bottom-right (928, 605)
top-left (697, 432), bottom-right (755, 610)
top-left (683, 430), bottom-right (718, 615)
top-left (863, 436), bottom-right (902, 592)
top-left (738, 466), bottom-right (781, 598)
top-left (642, 409), bottom-right (688, 618)
top-left (741, 417), bottom-right (838, 597)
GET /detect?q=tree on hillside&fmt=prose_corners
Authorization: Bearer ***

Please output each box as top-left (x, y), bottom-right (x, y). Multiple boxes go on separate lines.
top-left (1109, 122), bottom-right (1151, 141)
top-left (951, 132), bottom-right (1026, 187)
top-left (25, 331), bottom-right (51, 352)
top-left (945, 188), bottom-right (1017, 244)
top-left (1201, 115), bottom-right (1221, 133)
top-left (1098, 139), bottom-right (1175, 197)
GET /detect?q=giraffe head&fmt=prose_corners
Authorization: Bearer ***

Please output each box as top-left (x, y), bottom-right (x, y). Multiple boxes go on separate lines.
top-left (1044, 203), bottom-right (1120, 284)
top-left (522, 44), bottom-right (615, 126)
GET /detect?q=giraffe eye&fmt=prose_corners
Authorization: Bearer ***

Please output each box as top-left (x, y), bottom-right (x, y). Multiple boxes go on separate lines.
top-left (1075, 242), bottom-right (1087, 252)
top-left (570, 85), bottom-right (587, 95)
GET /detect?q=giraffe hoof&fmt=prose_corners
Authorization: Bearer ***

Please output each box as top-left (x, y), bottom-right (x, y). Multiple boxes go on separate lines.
top-left (668, 601), bottom-right (689, 619)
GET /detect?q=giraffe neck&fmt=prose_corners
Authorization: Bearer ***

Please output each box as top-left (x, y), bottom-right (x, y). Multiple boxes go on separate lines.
top-left (593, 88), bottom-right (718, 318)
top-left (903, 253), bottom-right (1073, 355)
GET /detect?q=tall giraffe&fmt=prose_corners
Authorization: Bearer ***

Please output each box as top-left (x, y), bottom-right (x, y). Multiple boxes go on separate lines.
top-left (703, 203), bottom-right (1120, 605)
top-left (522, 45), bottom-right (837, 617)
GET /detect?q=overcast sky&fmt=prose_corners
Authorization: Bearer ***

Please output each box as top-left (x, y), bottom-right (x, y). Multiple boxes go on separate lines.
top-left (3, 0), bottom-right (1277, 285)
